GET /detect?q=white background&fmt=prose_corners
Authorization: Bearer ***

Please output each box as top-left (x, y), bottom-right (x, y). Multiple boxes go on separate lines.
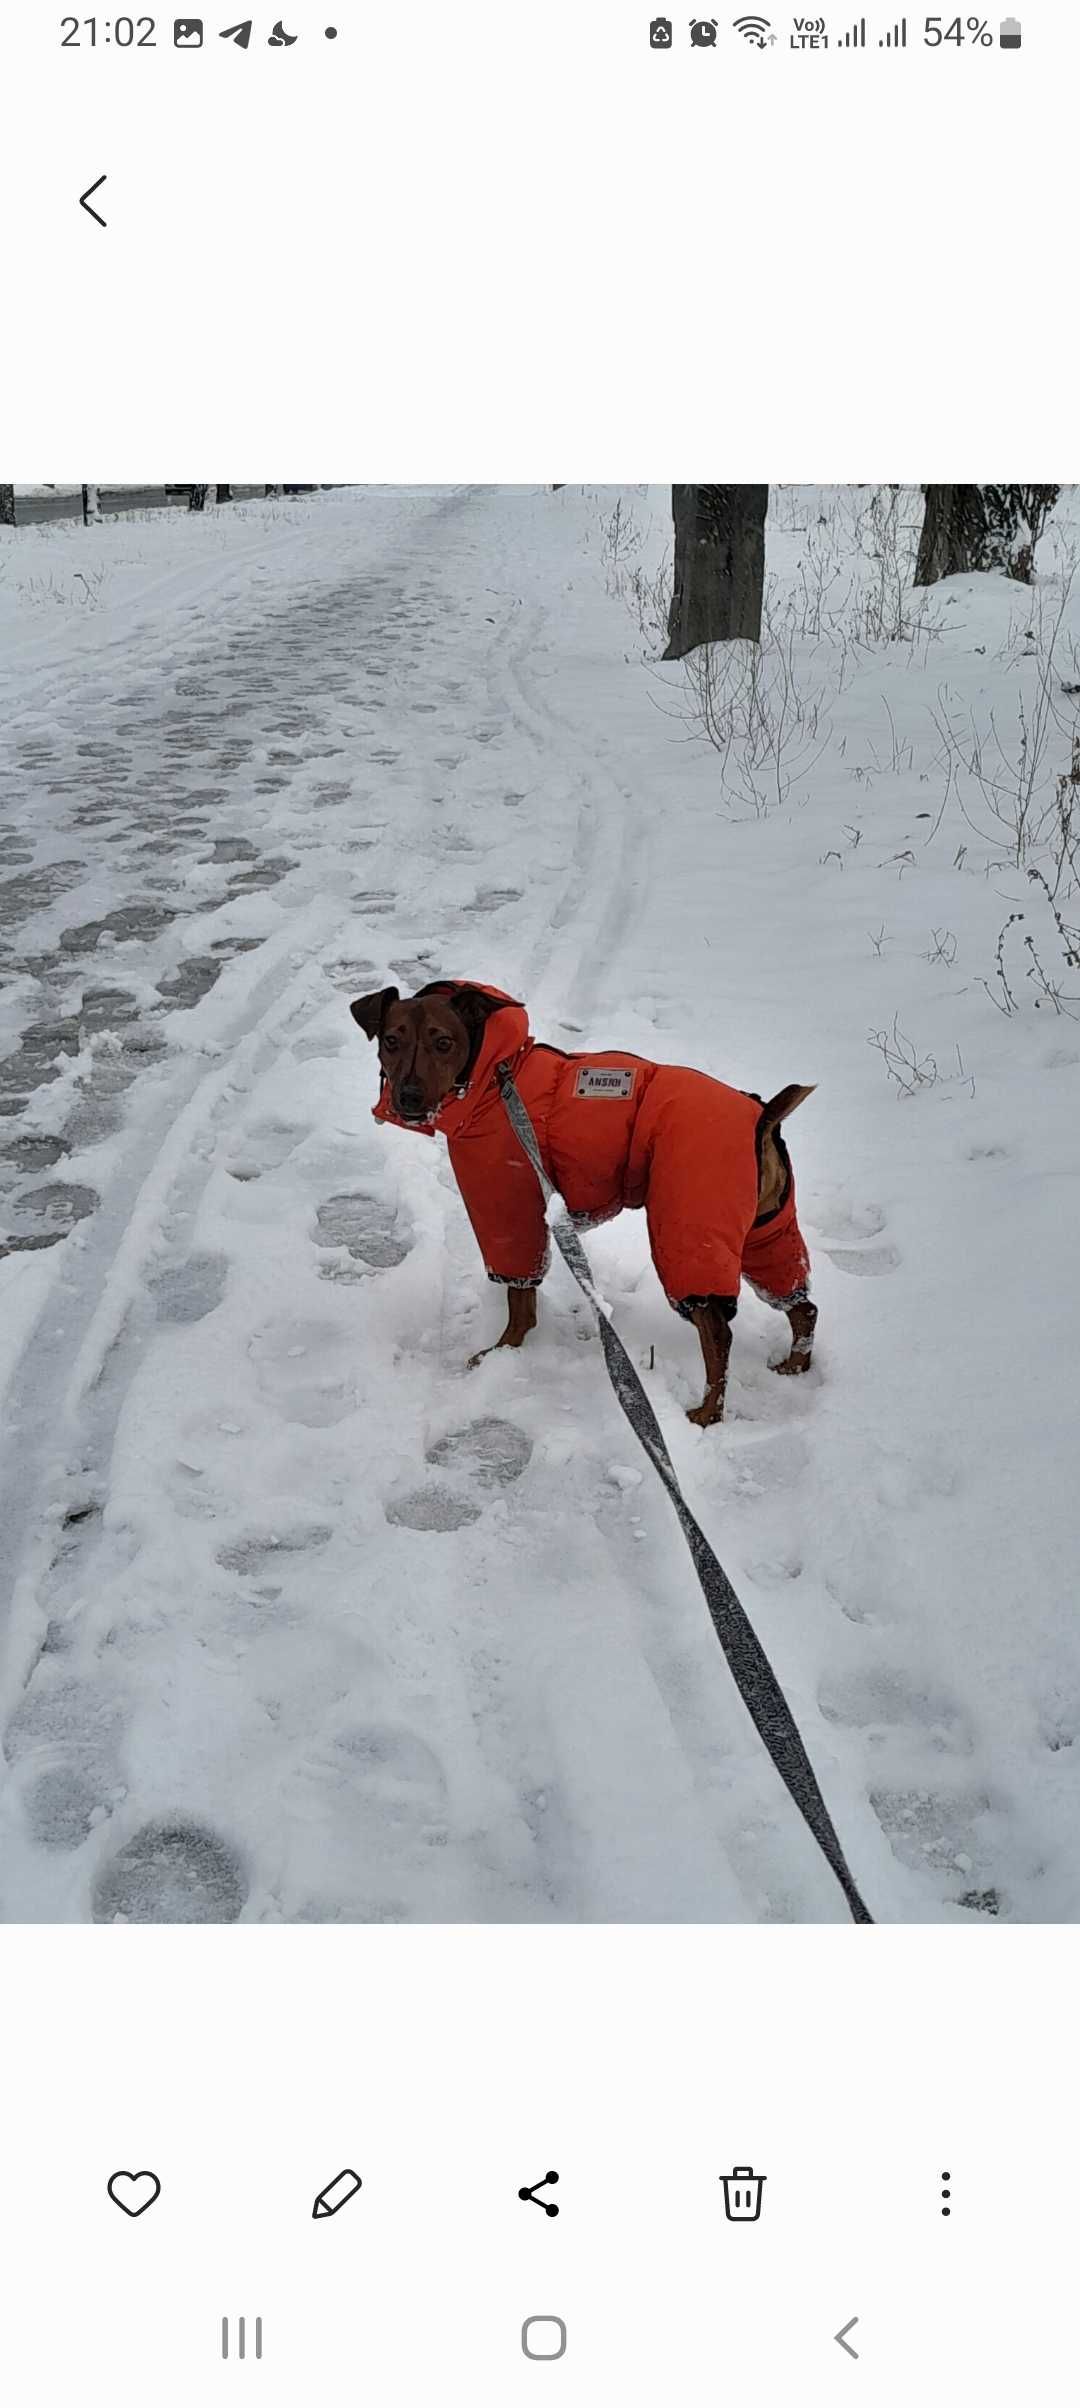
top-left (1, 1), bottom-right (1075, 471)
top-left (0, 1926), bottom-right (1072, 2400)
top-left (2, 3), bottom-right (1079, 2397)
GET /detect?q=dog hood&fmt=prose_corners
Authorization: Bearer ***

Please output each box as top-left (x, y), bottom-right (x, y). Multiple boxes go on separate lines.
top-left (371, 982), bottom-right (532, 1138)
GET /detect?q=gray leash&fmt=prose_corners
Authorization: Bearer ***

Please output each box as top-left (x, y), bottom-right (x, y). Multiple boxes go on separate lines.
top-left (497, 1063), bottom-right (873, 1927)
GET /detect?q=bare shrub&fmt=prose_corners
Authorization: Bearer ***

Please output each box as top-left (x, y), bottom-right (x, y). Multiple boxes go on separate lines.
top-left (868, 1017), bottom-right (973, 1099)
top-left (678, 583), bottom-right (832, 815)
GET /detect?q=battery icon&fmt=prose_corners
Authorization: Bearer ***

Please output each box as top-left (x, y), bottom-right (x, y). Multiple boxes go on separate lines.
top-left (999, 15), bottom-right (1021, 44)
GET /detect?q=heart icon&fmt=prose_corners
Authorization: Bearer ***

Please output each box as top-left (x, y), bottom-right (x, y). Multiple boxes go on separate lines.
top-left (108, 2170), bottom-right (162, 2218)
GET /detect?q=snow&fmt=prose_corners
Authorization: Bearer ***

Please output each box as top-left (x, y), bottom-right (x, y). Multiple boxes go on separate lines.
top-left (1, 481), bottom-right (1078, 1924)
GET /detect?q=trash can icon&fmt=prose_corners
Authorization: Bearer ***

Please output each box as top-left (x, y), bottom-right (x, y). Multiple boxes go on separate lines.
top-left (721, 2166), bottom-right (766, 2221)
top-left (999, 15), bottom-right (1021, 44)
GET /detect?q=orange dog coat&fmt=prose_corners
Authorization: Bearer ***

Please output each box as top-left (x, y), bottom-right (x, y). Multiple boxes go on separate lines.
top-left (372, 985), bottom-right (811, 1318)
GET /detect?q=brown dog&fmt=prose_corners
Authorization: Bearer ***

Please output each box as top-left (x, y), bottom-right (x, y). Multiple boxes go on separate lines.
top-left (351, 980), bottom-right (818, 1426)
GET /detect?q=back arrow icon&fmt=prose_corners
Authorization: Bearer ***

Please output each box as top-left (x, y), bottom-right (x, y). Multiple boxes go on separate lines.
top-left (834, 2317), bottom-right (860, 2360)
top-left (79, 175), bottom-right (107, 227)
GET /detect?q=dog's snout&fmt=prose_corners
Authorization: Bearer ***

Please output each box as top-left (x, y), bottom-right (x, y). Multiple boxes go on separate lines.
top-left (398, 1080), bottom-right (425, 1116)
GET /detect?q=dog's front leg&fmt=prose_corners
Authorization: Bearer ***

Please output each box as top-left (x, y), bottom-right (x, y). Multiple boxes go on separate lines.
top-left (687, 1302), bottom-right (732, 1427)
top-left (466, 1285), bottom-right (538, 1370)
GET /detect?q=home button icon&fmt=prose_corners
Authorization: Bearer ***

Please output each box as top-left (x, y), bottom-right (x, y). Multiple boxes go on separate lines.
top-left (522, 2316), bottom-right (567, 2361)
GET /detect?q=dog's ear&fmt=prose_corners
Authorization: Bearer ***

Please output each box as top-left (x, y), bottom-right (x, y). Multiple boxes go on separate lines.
top-left (350, 986), bottom-right (399, 1040)
top-left (447, 985), bottom-right (520, 1071)
top-left (447, 985), bottom-right (519, 1034)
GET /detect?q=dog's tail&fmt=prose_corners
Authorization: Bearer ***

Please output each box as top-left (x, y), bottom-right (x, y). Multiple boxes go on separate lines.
top-left (758, 1082), bottom-right (816, 1131)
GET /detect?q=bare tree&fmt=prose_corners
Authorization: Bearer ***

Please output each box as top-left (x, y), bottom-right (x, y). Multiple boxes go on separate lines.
top-left (915, 485), bottom-right (1059, 588)
top-left (82, 485), bottom-right (101, 525)
top-left (216, 484), bottom-right (232, 503)
top-left (663, 486), bottom-right (768, 660)
top-left (0, 486), bottom-right (15, 528)
top-left (188, 485), bottom-right (209, 512)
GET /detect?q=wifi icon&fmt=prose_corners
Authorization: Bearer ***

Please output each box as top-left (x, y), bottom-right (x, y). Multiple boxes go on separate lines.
top-left (733, 13), bottom-right (772, 42)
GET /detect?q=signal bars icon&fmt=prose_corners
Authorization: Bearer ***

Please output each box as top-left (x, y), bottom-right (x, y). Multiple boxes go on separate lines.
top-left (837, 14), bottom-right (866, 42)
top-left (880, 15), bottom-right (907, 40)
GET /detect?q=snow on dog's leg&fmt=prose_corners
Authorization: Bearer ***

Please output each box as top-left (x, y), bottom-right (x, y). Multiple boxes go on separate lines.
top-left (466, 1283), bottom-right (538, 1371)
top-left (773, 1296), bottom-right (818, 1378)
top-left (686, 1300), bottom-right (733, 1427)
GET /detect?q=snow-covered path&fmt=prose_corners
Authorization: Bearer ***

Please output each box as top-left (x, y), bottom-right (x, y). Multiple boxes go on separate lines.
top-left (1, 486), bottom-right (1078, 1922)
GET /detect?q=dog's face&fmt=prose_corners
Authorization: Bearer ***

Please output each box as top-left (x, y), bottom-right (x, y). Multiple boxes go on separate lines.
top-left (350, 984), bottom-right (507, 1122)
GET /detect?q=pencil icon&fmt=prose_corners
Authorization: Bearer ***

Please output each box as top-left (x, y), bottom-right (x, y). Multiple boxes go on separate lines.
top-left (312, 2168), bottom-right (362, 2220)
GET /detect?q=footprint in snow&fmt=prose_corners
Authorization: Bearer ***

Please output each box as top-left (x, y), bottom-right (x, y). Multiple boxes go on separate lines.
top-left (149, 1251), bottom-right (228, 1326)
top-left (227, 855), bottom-right (294, 892)
top-left (805, 1194), bottom-right (900, 1279)
top-left (385, 1482), bottom-right (482, 1533)
top-left (807, 1195), bottom-right (887, 1242)
top-left (209, 837), bottom-right (259, 864)
top-left (156, 955), bottom-right (222, 1010)
top-left (333, 1722), bottom-right (449, 1812)
top-left (250, 1315), bottom-right (358, 1427)
top-left (723, 1426), bottom-right (810, 1496)
top-left (821, 1242), bottom-right (902, 1278)
top-left (325, 956), bottom-right (379, 990)
top-left (818, 1664), bottom-right (972, 1754)
top-left (388, 954), bottom-right (440, 987)
top-left (869, 1782), bottom-right (993, 1888)
top-left (224, 1120), bottom-right (309, 1182)
top-left (385, 1418), bottom-right (534, 1531)
top-left (2, 1183), bottom-right (99, 1252)
top-left (292, 1033), bottom-right (345, 1062)
top-left (92, 1817), bottom-right (247, 1924)
top-left (4, 1673), bottom-right (127, 1853)
top-left (314, 1191), bottom-right (411, 1273)
top-left (425, 1417), bottom-right (532, 1490)
top-left (463, 887), bottom-right (523, 914)
top-left (217, 1524), bottom-right (333, 1578)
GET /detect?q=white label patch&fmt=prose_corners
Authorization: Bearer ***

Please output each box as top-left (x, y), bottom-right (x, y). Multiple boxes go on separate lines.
top-left (574, 1065), bottom-right (636, 1100)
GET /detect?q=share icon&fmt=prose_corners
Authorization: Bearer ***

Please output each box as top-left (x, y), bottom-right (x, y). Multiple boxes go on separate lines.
top-left (518, 2171), bottom-right (560, 2216)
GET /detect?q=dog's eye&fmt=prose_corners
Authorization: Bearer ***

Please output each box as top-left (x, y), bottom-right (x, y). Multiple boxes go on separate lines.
top-left (382, 1033), bottom-right (398, 1051)
top-left (432, 1035), bottom-right (453, 1054)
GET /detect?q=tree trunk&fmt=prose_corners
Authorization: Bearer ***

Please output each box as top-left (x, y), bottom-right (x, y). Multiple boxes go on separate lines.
top-left (915, 485), bottom-right (1059, 588)
top-left (82, 484), bottom-right (101, 525)
top-left (216, 484), bottom-right (232, 503)
top-left (663, 485), bottom-right (768, 660)
top-left (188, 485), bottom-right (209, 512)
top-left (0, 486), bottom-right (15, 528)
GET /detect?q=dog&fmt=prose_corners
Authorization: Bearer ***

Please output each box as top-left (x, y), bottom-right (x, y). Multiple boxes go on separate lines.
top-left (350, 980), bottom-right (817, 1426)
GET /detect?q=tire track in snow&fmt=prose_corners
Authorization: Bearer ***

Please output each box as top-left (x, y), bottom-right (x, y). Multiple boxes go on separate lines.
top-left (488, 605), bottom-right (649, 1023)
top-left (441, 543), bottom-right (768, 1913)
top-left (0, 902), bottom-right (350, 1702)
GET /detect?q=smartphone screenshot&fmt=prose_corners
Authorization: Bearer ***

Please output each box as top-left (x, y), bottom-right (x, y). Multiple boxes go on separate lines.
top-left (0, 2), bottom-right (1076, 2397)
